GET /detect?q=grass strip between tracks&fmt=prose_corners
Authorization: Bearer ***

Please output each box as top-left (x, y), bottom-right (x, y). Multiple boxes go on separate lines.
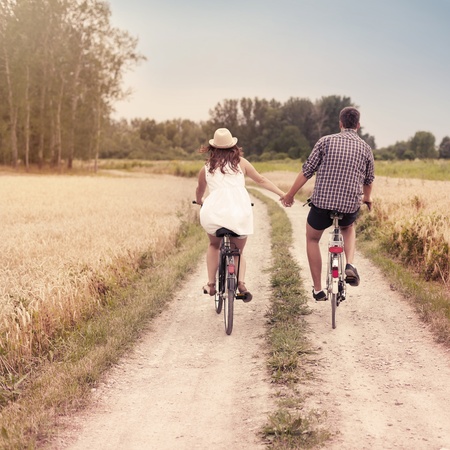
top-left (249, 189), bottom-right (331, 449)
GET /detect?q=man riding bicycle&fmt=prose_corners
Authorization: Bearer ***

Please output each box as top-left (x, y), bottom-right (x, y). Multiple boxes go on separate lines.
top-left (281, 107), bottom-right (374, 300)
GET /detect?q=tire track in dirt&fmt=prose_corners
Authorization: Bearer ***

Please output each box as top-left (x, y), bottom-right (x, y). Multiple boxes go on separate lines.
top-left (51, 195), bottom-right (275, 450)
top-left (266, 191), bottom-right (450, 450)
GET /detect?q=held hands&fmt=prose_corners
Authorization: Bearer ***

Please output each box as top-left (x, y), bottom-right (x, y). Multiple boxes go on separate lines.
top-left (280, 194), bottom-right (295, 208)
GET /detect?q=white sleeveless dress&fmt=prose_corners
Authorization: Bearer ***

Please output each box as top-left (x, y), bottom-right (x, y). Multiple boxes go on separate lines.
top-left (200, 162), bottom-right (253, 236)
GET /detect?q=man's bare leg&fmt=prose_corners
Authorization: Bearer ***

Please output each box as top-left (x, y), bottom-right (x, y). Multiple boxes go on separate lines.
top-left (306, 223), bottom-right (325, 291)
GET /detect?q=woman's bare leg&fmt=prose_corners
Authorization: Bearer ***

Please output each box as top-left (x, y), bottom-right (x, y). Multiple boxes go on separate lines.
top-left (206, 234), bottom-right (222, 284)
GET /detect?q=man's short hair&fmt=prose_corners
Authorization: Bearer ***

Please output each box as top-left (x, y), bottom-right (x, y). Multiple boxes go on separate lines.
top-left (339, 107), bottom-right (360, 129)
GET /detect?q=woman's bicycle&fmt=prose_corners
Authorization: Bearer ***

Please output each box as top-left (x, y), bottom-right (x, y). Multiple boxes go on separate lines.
top-left (214, 227), bottom-right (248, 335)
top-left (193, 201), bottom-right (248, 335)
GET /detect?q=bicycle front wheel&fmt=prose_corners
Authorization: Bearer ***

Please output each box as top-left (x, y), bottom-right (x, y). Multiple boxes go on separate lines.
top-left (224, 275), bottom-right (235, 335)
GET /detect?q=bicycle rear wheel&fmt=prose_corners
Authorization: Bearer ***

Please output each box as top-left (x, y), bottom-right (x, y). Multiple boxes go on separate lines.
top-left (224, 275), bottom-right (235, 335)
top-left (331, 293), bottom-right (338, 329)
top-left (215, 253), bottom-right (225, 314)
top-left (215, 292), bottom-right (223, 314)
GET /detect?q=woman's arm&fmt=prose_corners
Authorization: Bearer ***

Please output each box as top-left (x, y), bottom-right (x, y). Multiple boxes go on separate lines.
top-left (240, 158), bottom-right (285, 197)
top-left (195, 166), bottom-right (207, 205)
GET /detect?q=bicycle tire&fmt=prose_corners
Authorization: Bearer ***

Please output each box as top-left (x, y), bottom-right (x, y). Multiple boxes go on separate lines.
top-left (224, 274), bottom-right (235, 335)
top-left (215, 292), bottom-right (223, 314)
top-left (331, 293), bottom-right (338, 329)
top-left (215, 253), bottom-right (225, 314)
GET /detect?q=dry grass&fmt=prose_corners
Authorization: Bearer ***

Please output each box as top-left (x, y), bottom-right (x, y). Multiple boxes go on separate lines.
top-left (370, 176), bottom-right (450, 284)
top-left (0, 174), bottom-right (197, 376)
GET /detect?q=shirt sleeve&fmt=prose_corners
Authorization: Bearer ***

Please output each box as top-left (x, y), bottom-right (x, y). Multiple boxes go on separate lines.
top-left (302, 137), bottom-right (325, 179)
top-left (364, 147), bottom-right (375, 185)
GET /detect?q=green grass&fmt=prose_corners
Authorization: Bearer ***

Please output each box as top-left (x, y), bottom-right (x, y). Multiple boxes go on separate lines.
top-left (4, 158), bottom-right (450, 182)
top-left (94, 158), bottom-right (450, 182)
top-left (374, 159), bottom-right (450, 181)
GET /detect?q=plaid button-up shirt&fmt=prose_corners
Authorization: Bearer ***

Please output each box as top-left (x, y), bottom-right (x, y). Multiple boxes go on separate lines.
top-left (303, 129), bottom-right (375, 213)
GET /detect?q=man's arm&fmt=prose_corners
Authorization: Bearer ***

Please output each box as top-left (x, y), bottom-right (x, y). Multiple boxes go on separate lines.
top-left (362, 183), bottom-right (373, 210)
top-left (281, 172), bottom-right (309, 207)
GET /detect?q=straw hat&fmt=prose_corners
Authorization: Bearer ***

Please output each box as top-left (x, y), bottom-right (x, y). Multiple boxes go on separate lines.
top-left (209, 128), bottom-right (238, 149)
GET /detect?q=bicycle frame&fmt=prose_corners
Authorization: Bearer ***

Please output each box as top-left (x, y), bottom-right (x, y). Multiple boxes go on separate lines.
top-left (192, 201), bottom-right (250, 335)
top-left (326, 213), bottom-right (346, 329)
top-left (218, 234), bottom-right (241, 294)
top-left (216, 231), bottom-right (241, 335)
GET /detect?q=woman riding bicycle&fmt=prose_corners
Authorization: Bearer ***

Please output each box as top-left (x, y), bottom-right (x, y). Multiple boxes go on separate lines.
top-left (195, 128), bottom-right (285, 301)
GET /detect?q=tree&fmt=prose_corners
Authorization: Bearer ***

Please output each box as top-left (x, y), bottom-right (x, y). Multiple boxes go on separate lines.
top-left (280, 97), bottom-right (316, 148)
top-left (0, 0), bottom-right (144, 170)
top-left (410, 131), bottom-right (437, 158)
top-left (314, 95), bottom-right (353, 139)
top-left (438, 136), bottom-right (450, 159)
top-left (269, 125), bottom-right (310, 160)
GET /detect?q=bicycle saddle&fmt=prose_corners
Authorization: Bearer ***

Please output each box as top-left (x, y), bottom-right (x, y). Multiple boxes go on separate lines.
top-left (329, 211), bottom-right (344, 220)
top-left (215, 227), bottom-right (240, 238)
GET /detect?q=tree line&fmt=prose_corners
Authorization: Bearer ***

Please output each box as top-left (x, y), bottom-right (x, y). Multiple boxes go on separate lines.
top-left (102, 95), bottom-right (449, 161)
top-left (1, 1), bottom-right (449, 169)
top-left (102, 95), bottom-right (377, 162)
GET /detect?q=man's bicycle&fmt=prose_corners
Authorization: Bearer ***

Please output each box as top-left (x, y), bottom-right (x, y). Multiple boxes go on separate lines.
top-left (304, 199), bottom-right (371, 329)
top-left (326, 211), bottom-right (347, 329)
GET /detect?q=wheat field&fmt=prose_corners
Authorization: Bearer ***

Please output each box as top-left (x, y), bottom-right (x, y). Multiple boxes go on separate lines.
top-left (0, 174), bottom-right (197, 372)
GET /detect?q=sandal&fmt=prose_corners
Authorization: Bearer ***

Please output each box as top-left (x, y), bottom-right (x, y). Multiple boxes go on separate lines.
top-left (238, 282), bottom-right (253, 303)
top-left (203, 282), bottom-right (216, 296)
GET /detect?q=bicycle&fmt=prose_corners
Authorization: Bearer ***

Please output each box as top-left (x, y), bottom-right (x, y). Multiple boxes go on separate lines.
top-left (193, 201), bottom-right (249, 335)
top-left (304, 199), bottom-right (370, 329)
top-left (326, 211), bottom-right (347, 329)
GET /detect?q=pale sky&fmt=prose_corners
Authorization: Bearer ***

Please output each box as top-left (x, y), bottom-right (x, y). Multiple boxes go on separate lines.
top-left (108, 0), bottom-right (450, 149)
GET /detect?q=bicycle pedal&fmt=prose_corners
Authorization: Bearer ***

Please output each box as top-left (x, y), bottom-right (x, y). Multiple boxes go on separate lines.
top-left (236, 293), bottom-right (253, 302)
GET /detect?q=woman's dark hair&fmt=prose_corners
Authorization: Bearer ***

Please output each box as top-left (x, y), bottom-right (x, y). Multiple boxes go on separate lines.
top-left (339, 107), bottom-right (360, 129)
top-left (199, 145), bottom-right (243, 174)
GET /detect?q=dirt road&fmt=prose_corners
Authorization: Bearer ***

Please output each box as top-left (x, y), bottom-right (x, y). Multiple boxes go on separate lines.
top-left (52, 192), bottom-right (450, 450)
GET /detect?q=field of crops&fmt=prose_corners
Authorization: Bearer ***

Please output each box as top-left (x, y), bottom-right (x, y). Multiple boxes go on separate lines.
top-left (0, 173), bottom-right (197, 374)
top-left (1, 164), bottom-right (449, 378)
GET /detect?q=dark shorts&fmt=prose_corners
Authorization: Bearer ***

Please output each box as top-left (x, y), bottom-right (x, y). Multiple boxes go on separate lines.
top-left (307, 204), bottom-right (359, 231)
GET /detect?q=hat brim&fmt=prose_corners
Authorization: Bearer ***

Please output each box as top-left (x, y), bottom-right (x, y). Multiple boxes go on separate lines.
top-left (209, 137), bottom-right (238, 149)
